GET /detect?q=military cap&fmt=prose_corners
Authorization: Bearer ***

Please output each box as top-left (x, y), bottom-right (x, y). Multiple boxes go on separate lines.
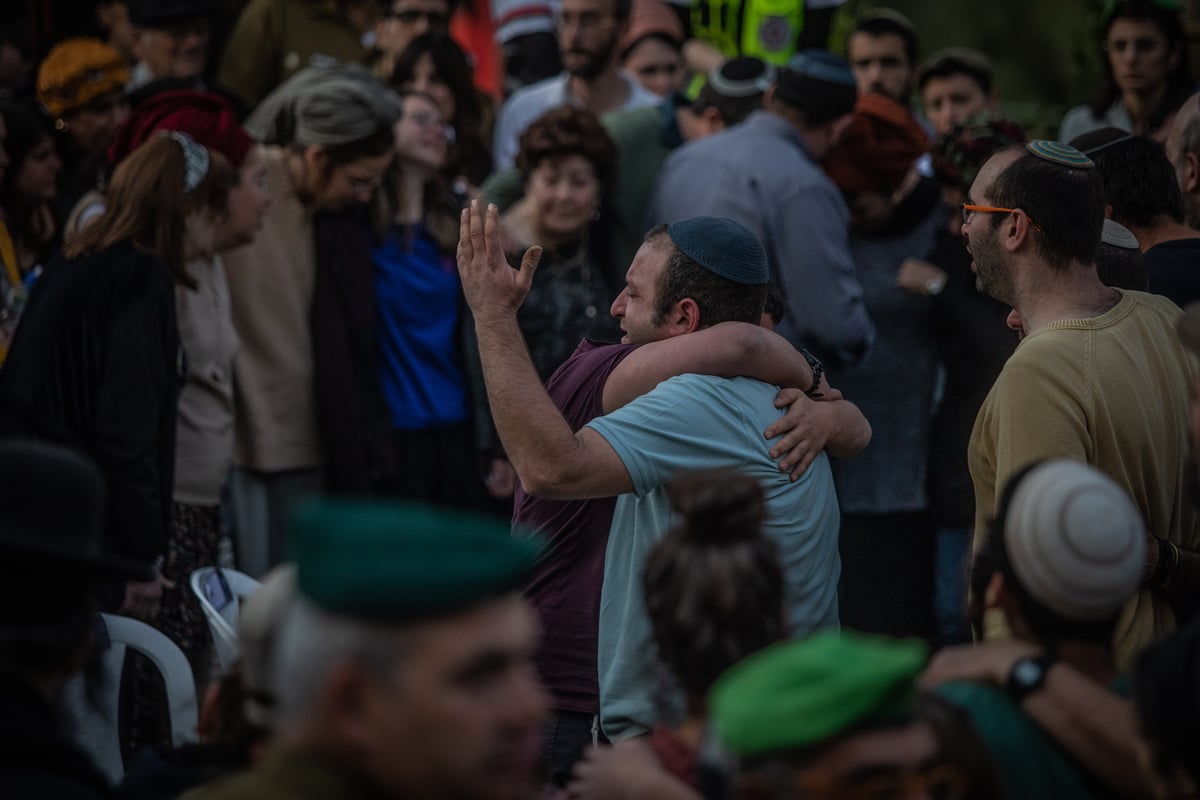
top-left (710, 631), bottom-right (927, 758)
top-left (289, 499), bottom-right (542, 621)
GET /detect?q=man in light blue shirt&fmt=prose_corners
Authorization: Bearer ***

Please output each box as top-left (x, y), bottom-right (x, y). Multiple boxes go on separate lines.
top-left (589, 373), bottom-right (840, 738)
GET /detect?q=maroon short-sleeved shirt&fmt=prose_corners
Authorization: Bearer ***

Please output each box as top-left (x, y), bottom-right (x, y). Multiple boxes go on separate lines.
top-left (514, 339), bottom-right (639, 713)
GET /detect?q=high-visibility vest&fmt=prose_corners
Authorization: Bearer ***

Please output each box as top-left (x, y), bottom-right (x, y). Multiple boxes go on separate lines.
top-left (690, 0), bottom-right (805, 65)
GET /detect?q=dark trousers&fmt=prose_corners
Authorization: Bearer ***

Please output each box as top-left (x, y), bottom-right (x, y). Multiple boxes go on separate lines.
top-left (838, 511), bottom-right (936, 641)
top-left (381, 422), bottom-right (490, 511)
top-left (544, 709), bottom-right (606, 788)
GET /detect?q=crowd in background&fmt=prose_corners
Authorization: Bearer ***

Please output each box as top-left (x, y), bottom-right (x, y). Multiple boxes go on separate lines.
top-left (0, 0), bottom-right (1198, 798)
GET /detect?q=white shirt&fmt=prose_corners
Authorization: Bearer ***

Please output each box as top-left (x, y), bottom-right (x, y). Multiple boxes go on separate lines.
top-left (492, 71), bottom-right (660, 170)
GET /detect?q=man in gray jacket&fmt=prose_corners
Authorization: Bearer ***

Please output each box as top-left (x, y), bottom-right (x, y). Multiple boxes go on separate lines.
top-left (647, 50), bottom-right (873, 366)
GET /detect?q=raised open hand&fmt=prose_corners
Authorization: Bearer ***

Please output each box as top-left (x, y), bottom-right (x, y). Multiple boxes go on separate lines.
top-left (456, 200), bottom-right (542, 321)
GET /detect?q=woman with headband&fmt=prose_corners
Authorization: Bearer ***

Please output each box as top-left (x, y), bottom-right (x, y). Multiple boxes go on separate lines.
top-left (78, 89), bottom-right (271, 692)
top-left (223, 65), bottom-right (401, 576)
top-left (0, 132), bottom-right (233, 622)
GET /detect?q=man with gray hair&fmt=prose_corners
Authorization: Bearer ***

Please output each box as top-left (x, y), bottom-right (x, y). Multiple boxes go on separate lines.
top-left (185, 499), bottom-right (548, 800)
top-left (1166, 94), bottom-right (1200, 229)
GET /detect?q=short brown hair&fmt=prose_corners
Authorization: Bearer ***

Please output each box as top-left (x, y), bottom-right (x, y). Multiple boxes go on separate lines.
top-left (987, 145), bottom-right (1105, 272)
top-left (645, 225), bottom-right (767, 328)
top-left (65, 136), bottom-right (232, 288)
top-left (515, 106), bottom-right (617, 191)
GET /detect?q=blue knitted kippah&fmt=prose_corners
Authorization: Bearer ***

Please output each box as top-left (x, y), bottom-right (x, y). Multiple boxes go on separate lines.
top-left (1027, 140), bottom-right (1095, 169)
top-left (786, 50), bottom-right (856, 88)
top-left (667, 217), bottom-right (769, 285)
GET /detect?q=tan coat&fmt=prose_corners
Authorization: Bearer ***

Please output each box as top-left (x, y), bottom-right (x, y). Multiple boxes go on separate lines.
top-left (223, 147), bottom-right (322, 473)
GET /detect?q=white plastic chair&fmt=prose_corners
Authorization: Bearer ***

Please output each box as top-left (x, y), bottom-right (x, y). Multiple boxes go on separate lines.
top-left (62, 613), bottom-right (199, 784)
top-left (190, 567), bottom-right (263, 675)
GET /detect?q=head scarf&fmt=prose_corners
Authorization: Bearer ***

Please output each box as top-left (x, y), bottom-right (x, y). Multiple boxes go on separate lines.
top-left (824, 92), bottom-right (930, 195)
top-left (246, 64), bottom-right (403, 148)
top-left (108, 89), bottom-right (253, 168)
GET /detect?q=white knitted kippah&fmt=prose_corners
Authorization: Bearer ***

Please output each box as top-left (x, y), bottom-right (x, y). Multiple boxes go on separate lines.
top-left (1101, 219), bottom-right (1140, 250)
top-left (1003, 460), bottom-right (1145, 621)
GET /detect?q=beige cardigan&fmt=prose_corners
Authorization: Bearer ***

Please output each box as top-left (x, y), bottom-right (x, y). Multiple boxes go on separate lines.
top-left (223, 147), bottom-right (322, 472)
top-left (174, 255), bottom-right (239, 504)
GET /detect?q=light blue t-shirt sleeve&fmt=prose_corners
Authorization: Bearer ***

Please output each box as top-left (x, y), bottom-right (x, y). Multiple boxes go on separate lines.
top-left (586, 375), bottom-right (761, 494)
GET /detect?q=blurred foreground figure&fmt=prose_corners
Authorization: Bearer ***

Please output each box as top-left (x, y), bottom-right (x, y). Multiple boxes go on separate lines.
top-left (705, 632), bottom-right (1004, 800)
top-left (0, 440), bottom-right (153, 800)
top-left (185, 499), bottom-right (549, 800)
top-left (943, 460), bottom-right (1145, 800)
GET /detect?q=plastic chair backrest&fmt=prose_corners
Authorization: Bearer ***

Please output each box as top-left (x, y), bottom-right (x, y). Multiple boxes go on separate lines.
top-left (189, 567), bottom-right (263, 674)
top-left (61, 613), bottom-right (199, 784)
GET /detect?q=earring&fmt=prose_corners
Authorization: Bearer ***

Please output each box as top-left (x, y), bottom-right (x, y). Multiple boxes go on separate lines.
top-left (590, 207), bottom-right (600, 222)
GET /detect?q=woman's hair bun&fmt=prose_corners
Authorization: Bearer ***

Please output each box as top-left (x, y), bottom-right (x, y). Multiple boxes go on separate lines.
top-left (668, 470), bottom-right (766, 545)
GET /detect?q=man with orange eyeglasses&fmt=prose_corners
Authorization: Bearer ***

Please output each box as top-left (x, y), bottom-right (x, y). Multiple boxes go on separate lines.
top-left (963, 140), bottom-right (1197, 669)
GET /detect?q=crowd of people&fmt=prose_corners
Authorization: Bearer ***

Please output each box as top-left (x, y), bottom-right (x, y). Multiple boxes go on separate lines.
top-left (0, 0), bottom-right (1199, 798)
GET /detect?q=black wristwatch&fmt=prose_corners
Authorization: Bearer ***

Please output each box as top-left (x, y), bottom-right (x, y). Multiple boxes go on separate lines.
top-left (1006, 653), bottom-right (1057, 703)
top-left (801, 348), bottom-right (824, 398)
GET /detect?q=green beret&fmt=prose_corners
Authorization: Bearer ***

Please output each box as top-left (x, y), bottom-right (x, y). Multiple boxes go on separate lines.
top-left (289, 499), bottom-right (542, 621)
top-left (709, 632), bottom-right (928, 758)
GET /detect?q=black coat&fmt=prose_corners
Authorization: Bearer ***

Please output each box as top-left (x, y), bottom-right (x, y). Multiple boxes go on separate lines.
top-left (0, 674), bottom-right (114, 800)
top-left (311, 208), bottom-right (397, 495)
top-left (0, 242), bottom-right (182, 566)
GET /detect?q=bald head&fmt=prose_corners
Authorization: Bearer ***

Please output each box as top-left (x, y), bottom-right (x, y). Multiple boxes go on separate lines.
top-left (1168, 95), bottom-right (1200, 228)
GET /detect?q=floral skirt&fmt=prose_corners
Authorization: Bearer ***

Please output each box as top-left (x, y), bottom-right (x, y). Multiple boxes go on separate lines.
top-left (121, 502), bottom-right (221, 762)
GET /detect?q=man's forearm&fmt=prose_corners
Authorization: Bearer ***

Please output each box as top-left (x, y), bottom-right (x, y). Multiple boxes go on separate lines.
top-left (1023, 666), bottom-right (1154, 799)
top-left (603, 323), bottom-right (812, 414)
top-left (458, 202), bottom-right (631, 499)
top-left (924, 643), bottom-right (1154, 800)
top-left (824, 400), bottom-right (871, 458)
top-left (472, 314), bottom-right (593, 495)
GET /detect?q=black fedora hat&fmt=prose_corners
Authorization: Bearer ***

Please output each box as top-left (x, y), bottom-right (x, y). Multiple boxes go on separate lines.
top-left (0, 440), bottom-right (152, 582)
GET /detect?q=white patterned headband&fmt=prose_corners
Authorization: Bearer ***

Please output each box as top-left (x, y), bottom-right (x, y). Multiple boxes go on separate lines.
top-left (160, 130), bottom-right (210, 193)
